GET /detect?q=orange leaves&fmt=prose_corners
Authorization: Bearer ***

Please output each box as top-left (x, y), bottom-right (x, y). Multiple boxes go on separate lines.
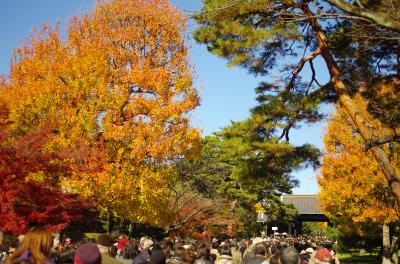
top-left (1, 0), bottom-right (200, 225)
top-left (319, 95), bottom-right (399, 233)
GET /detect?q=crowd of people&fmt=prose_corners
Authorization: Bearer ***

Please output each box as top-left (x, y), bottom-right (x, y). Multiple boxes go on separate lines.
top-left (0, 227), bottom-right (339, 264)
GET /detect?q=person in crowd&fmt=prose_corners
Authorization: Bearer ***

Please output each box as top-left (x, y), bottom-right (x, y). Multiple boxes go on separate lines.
top-left (116, 237), bottom-right (128, 257)
top-left (132, 239), bottom-right (153, 264)
top-left (243, 243), bottom-right (267, 264)
top-left (0, 234), bottom-right (19, 263)
top-left (215, 245), bottom-right (233, 264)
top-left (193, 242), bottom-right (212, 264)
top-left (310, 248), bottom-right (332, 264)
top-left (74, 243), bottom-right (101, 264)
top-left (5, 227), bottom-right (54, 264)
top-left (96, 234), bottom-right (121, 264)
top-left (230, 243), bottom-right (242, 264)
top-left (149, 244), bottom-right (165, 264)
top-left (116, 240), bottom-right (140, 264)
top-left (181, 248), bottom-right (195, 264)
top-left (57, 247), bottom-right (76, 264)
top-left (64, 240), bottom-right (72, 250)
top-left (280, 247), bottom-right (300, 264)
top-left (109, 247), bottom-right (118, 259)
top-left (168, 247), bottom-right (187, 264)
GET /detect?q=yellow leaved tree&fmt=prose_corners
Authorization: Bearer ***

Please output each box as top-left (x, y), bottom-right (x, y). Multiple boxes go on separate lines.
top-left (1, 0), bottom-right (200, 225)
top-left (319, 93), bottom-right (400, 260)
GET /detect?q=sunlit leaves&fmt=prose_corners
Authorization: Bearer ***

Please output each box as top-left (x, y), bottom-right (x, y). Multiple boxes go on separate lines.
top-left (1, 0), bottom-right (200, 225)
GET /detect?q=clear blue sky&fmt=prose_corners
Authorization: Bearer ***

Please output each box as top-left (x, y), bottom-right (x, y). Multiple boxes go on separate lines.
top-left (0, 0), bottom-right (332, 194)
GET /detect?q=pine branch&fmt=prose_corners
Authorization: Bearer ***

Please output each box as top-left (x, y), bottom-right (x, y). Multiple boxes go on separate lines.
top-left (326, 0), bottom-right (400, 33)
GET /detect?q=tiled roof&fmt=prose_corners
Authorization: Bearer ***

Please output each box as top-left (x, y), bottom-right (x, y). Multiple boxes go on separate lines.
top-left (281, 195), bottom-right (323, 215)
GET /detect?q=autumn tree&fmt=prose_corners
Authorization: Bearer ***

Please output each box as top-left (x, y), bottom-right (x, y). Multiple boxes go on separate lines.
top-left (194, 0), bottom-right (400, 206)
top-left (1, 0), bottom-right (200, 226)
top-left (0, 102), bottom-right (90, 234)
top-left (319, 95), bottom-right (400, 263)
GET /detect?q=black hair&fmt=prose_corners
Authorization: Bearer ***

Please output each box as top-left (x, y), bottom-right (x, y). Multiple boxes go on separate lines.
top-left (254, 243), bottom-right (267, 255)
top-left (219, 245), bottom-right (231, 256)
top-left (121, 240), bottom-right (140, 260)
top-left (97, 234), bottom-right (115, 247)
top-left (110, 245), bottom-right (118, 258)
top-left (57, 247), bottom-right (76, 264)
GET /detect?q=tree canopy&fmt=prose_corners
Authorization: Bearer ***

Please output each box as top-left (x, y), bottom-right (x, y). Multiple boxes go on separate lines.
top-left (0, 0), bottom-right (200, 230)
top-left (194, 0), bottom-right (400, 206)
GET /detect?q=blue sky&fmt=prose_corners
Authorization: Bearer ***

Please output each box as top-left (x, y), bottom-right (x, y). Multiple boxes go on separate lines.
top-left (0, 0), bottom-right (332, 194)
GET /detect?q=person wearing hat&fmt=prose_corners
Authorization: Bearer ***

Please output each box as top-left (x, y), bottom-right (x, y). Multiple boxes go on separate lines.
top-left (309, 248), bottom-right (332, 264)
top-left (75, 243), bottom-right (101, 264)
top-left (132, 239), bottom-right (153, 264)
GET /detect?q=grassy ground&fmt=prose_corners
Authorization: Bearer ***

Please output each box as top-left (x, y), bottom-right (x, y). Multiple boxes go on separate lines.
top-left (339, 252), bottom-right (380, 264)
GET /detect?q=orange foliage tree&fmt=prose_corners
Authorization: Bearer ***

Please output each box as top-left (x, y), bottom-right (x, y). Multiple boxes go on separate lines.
top-left (319, 107), bottom-right (398, 229)
top-left (1, 0), bottom-right (200, 226)
top-left (319, 94), bottom-right (400, 256)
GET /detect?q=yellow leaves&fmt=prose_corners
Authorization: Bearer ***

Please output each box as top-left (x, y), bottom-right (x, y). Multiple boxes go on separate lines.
top-left (319, 97), bottom-right (399, 232)
top-left (1, 0), bottom-right (200, 225)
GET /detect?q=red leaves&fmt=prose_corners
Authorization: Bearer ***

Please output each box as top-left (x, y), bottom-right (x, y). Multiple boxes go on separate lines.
top-left (0, 106), bottom-right (88, 234)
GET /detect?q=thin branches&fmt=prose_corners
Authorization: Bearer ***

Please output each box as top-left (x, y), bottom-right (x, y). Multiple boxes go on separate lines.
top-left (284, 49), bottom-right (321, 92)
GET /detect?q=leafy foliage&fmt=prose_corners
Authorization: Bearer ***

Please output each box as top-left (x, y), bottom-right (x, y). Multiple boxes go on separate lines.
top-left (1, 0), bottom-right (200, 227)
top-left (194, 0), bottom-right (400, 206)
top-left (0, 104), bottom-right (87, 234)
top-left (319, 94), bottom-right (399, 236)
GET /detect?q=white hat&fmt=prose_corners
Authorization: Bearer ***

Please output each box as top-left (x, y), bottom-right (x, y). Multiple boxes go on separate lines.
top-left (142, 239), bottom-right (154, 249)
top-left (252, 237), bottom-right (264, 246)
top-left (305, 247), bottom-right (315, 254)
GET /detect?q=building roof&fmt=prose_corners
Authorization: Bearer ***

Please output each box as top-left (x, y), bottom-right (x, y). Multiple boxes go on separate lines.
top-left (281, 195), bottom-right (323, 215)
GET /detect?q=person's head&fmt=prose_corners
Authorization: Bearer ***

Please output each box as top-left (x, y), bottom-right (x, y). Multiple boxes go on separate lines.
top-left (0, 234), bottom-right (19, 253)
top-left (6, 227), bottom-right (53, 264)
top-left (181, 248), bottom-right (195, 263)
top-left (252, 237), bottom-right (264, 246)
top-left (315, 248), bottom-right (332, 264)
top-left (65, 238), bottom-right (72, 246)
top-left (219, 245), bottom-right (231, 256)
top-left (281, 247), bottom-right (300, 264)
top-left (58, 246), bottom-right (76, 264)
top-left (141, 239), bottom-right (154, 250)
top-left (96, 234), bottom-right (114, 248)
top-left (254, 243), bottom-right (267, 257)
top-left (269, 253), bottom-right (281, 264)
top-left (121, 240), bottom-right (140, 260)
top-left (195, 242), bottom-right (210, 260)
top-left (74, 243), bottom-right (101, 264)
top-left (149, 247), bottom-right (166, 264)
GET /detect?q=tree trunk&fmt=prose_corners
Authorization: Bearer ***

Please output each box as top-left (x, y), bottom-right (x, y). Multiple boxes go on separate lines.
top-left (303, 5), bottom-right (400, 208)
top-left (108, 211), bottom-right (115, 234)
top-left (382, 224), bottom-right (399, 264)
top-left (383, 224), bottom-right (392, 264)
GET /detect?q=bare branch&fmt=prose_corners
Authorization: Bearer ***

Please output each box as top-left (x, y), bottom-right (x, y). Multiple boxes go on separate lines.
top-left (284, 49), bottom-right (321, 92)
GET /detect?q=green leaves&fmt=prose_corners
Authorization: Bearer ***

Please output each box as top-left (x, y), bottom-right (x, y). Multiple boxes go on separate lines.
top-left (194, 0), bottom-right (302, 74)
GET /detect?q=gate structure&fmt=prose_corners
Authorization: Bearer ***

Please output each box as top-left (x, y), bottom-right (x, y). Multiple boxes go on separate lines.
top-left (281, 194), bottom-right (330, 235)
